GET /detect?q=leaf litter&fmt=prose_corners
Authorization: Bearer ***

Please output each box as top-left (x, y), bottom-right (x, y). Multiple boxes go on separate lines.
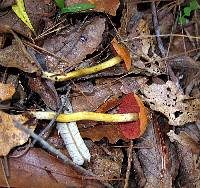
top-left (0, 0), bottom-right (200, 187)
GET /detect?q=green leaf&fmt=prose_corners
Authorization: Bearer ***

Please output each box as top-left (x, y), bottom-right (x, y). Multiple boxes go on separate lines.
top-left (12, 0), bottom-right (34, 31)
top-left (61, 3), bottom-right (96, 14)
top-left (189, 0), bottom-right (200, 11)
top-left (178, 16), bottom-right (187, 25)
top-left (183, 7), bottom-right (191, 16)
top-left (55, 0), bottom-right (64, 9)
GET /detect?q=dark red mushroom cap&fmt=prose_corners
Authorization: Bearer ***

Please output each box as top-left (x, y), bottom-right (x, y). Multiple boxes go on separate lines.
top-left (118, 93), bottom-right (148, 139)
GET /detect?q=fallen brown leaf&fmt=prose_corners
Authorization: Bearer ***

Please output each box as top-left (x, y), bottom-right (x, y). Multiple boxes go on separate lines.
top-left (80, 123), bottom-right (127, 144)
top-left (0, 39), bottom-right (41, 73)
top-left (137, 121), bottom-right (179, 188)
top-left (0, 148), bottom-right (104, 188)
top-left (0, 83), bottom-right (15, 101)
top-left (0, 111), bottom-right (35, 156)
top-left (29, 77), bottom-right (61, 111)
top-left (43, 17), bottom-right (105, 72)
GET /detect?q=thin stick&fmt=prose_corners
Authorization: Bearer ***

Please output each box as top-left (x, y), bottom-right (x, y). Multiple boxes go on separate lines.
top-left (32, 87), bottom-right (71, 146)
top-left (124, 140), bottom-right (133, 188)
top-left (152, 2), bottom-right (166, 57)
top-left (0, 158), bottom-right (10, 188)
top-left (3, 157), bottom-right (9, 177)
top-left (14, 121), bottom-right (113, 188)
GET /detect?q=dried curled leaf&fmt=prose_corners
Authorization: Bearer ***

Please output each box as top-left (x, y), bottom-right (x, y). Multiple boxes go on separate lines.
top-left (28, 77), bottom-right (60, 111)
top-left (0, 111), bottom-right (36, 156)
top-left (141, 81), bottom-right (200, 126)
top-left (0, 83), bottom-right (15, 101)
top-left (0, 40), bottom-right (40, 73)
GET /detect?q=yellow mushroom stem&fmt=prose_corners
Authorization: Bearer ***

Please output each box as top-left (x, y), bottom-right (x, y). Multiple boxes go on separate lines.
top-left (42, 56), bottom-right (122, 82)
top-left (31, 111), bottom-right (138, 123)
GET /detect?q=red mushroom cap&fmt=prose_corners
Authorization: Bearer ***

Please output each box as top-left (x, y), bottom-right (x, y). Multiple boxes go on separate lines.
top-left (118, 93), bottom-right (148, 139)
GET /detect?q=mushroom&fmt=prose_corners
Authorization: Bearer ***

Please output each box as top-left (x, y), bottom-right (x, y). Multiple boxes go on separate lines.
top-left (42, 38), bottom-right (132, 82)
top-left (118, 93), bottom-right (148, 139)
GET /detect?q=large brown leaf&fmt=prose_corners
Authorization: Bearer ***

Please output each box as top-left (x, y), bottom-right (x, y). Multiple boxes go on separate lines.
top-left (0, 148), bottom-right (104, 188)
top-left (136, 120), bottom-right (179, 188)
top-left (0, 0), bottom-right (54, 36)
top-left (43, 17), bottom-right (105, 72)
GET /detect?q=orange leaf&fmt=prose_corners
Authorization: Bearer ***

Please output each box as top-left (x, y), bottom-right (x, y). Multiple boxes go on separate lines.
top-left (111, 38), bottom-right (132, 71)
top-left (96, 96), bottom-right (121, 113)
top-left (80, 123), bottom-right (128, 144)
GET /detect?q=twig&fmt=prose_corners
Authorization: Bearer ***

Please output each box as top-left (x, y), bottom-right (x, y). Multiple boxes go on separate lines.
top-left (2, 156), bottom-right (9, 177)
top-left (124, 140), bottom-right (133, 188)
top-left (31, 87), bottom-right (71, 146)
top-left (132, 150), bottom-right (146, 187)
top-left (0, 158), bottom-right (10, 188)
top-left (151, 2), bottom-right (166, 57)
top-left (14, 121), bottom-right (113, 188)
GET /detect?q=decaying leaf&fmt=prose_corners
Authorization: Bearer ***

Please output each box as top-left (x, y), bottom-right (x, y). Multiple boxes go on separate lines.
top-left (28, 77), bottom-right (60, 111)
top-left (65, 0), bottom-right (120, 16)
top-left (0, 111), bottom-right (35, 156)
top-left (0, 83), bottom-right (15, 101)
top-left (0, 148), bottom-right (104, 188)
top-left (118, 93), bottom-right (148, 139)
top-left (0, 0), bottom-right (16, 9)
top-left (86, 140), bottom-right (123, 179)
top-left (96, 96), bottom-right (121, 113)
top-left (167, 130), bottom-right (200, 154)
top-left (80, 123), bottom-right (127, 144)
top-left (125, 14), bottom-right (166, 76)
top-left (141, 81), bottom-right (200, 126)
top-left (0, 39), bottom-right (41, 73)
top-left (111, 38), bottom-right (132, 71)
top-left (174, 124), bottom-right (200, 187)
top-left (137, 121), bottom-right (179, 188)
top-left (43, 17), bottom-right (105, 72)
